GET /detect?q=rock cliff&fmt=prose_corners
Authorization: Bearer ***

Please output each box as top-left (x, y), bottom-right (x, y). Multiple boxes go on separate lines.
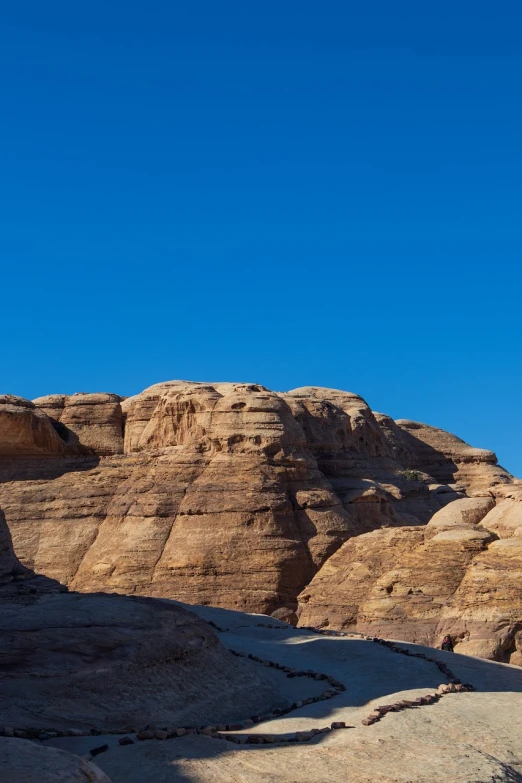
top-left (0, 381), bottom-right (519, 662)
top-left (0, 508), bottom-right (282, 732)
top-left (298, 487), bottom-right (522, 664)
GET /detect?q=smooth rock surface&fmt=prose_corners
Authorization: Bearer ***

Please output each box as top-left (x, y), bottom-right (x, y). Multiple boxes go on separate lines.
top-left (0, 737), bottom-right (112, 783)
top-left (50, 603), bottom-right (522, 783)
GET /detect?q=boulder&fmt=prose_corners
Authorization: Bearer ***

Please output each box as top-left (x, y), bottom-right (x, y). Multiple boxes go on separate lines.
top-left (0, 737), bottom-right (112, 782)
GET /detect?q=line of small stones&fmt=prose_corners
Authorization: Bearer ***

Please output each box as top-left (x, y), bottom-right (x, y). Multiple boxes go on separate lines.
top-left (358, 637), bottom-right (475, 725)
top-left (0, 624), bottom-right (475, 754)
top-left (0, 624), bottom-right (349, 751)
top-left (208, 621), bottom-right (476, 728)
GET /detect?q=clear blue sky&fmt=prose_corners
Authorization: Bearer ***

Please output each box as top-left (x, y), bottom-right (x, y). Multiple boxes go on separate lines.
top-left (1, 2), bottom-right (521, 476)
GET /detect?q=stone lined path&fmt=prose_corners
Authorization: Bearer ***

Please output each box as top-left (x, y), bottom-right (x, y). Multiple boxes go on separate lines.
top-left (1, 612), bottom-right (475, 760)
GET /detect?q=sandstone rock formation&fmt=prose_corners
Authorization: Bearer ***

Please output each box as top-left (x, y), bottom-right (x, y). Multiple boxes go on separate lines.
top-left (0, 510), bottom-right (282, 731)
top-left (0, 381), bottom-right (519, 663)
top-left (298, 489), bottom-right (522, 665)
top-left (0, 737), bottom-right (112, 783)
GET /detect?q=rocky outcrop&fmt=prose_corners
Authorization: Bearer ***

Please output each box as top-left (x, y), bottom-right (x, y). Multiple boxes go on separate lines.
top-left (0, 396), bottom-right (67, 456)
top-left (0, 381), bottom-right (518, 646)
top-left (33, 393), bottom-right (125, 455)
top-left (0, 737), bottom-right (112, 783)
top-left (298, 491), bottom-right (522, 665)
top-left (0, 509), bottom-right (282, 731)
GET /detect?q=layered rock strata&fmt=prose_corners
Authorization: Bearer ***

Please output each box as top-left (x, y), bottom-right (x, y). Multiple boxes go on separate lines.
top-left (298, 490), bottom-right (522, 664)
top-left (0, 510), bottom-right (282, 731)
top-left (0, 381), bottom-right (519, 662)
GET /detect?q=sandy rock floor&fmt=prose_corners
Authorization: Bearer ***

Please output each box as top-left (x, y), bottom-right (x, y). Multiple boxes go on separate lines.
top-left (44, 603), bottom-right (522, 783)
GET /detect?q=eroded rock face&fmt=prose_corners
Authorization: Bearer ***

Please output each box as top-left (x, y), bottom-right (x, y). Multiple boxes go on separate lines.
top-left (0, 509), bottom-right (283, 731)
top-left (298, 491), bottom-right (522, 664)
top-left (33, 393), bottom-right (124, 455)
top-left (0, 381), bottom-right (517, 631)
top-left (0, 507), bottom-right (29, 582)
top-left (0, 396), bottom-right (67, 456)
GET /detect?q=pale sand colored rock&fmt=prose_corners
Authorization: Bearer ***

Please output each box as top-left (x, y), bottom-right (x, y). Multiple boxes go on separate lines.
top-left (478, 497), bottom-right (522, 538)
top-left (0, 738), bottom-right (112, 783)
top-left (63, 604), bottom-right (522, 783)
top-left (298, 493), bottom-right (522, 663)
top-left (424, 496), bottom-right (496, 535)
top-left (0, 381), bottom-right (518, 653)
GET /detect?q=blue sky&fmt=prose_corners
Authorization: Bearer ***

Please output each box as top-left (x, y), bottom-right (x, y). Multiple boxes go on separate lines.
top-left (1, 2), bottom-right (521, 476)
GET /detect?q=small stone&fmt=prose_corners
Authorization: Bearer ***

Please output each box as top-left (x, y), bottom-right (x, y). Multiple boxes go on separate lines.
top-left (154, 730), bottom-right (168, 740)
top-left (68, 729), bottom-right (84, 737)
top-left (331, 721), bottom-right (346, 729)
top-left (119, 737), bottom-right (134, 745)
top-left (228, 723), bottom-right (243, 731)
top-left (90, 744), bottom-right (109, 757)
top-left (243, 719), bottom-right (254, 728)
top-left (136, 730), bottom-right (155, 741)
top-left (295, 731), bottom-right (313, 741)
top-left (13, 731), bottom-right (27, 738)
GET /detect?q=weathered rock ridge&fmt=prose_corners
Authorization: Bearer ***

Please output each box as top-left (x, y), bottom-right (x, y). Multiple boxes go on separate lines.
top-left (0, 381), bottom-right (519, 663)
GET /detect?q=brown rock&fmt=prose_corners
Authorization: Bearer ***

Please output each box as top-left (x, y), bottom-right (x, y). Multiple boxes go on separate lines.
top-left (270, 607), bottom-right (298, 626)
top-left (297, 492), bottom-right (522, 663)
top-left (136, 731), bottom-right (155, 741)
top-left (33, 393), bottom-right (124, 456)
top-left (0, 509), bottom-right (284, 733)
top-left (0, 396), bottom-right (67, 457)
top-left (0, 380), bottom-right (519, 663)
